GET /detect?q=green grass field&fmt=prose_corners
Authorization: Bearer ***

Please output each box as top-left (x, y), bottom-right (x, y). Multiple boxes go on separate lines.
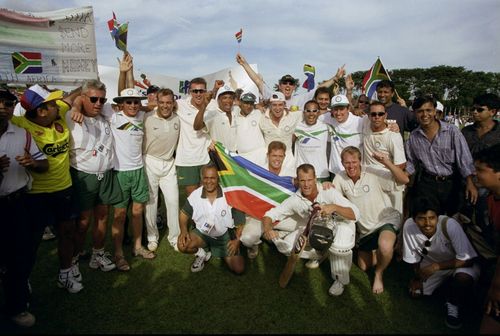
top-left (0, 226), bottom-right (487, 334)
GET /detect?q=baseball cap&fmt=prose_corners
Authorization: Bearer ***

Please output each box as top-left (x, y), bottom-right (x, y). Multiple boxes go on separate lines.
top-left (20, 84), bottom-right (63, 111)
top-left (331, 94), bottom-right (349, 107)
top-left (113, 88), bottom-right (147, 103)
top-left (240, 92), bottom-right (256, 103)
top-left (436, 101), bottom-right (444, 112)
top-left (216, 85), bottom-right (235, 100)
top-left (0, 88), bottom-right (17, 101)
top-left (146, 85), bottom-right (160, 95)
top-left (279, 74), bottom-right (296, 84)
top-left (269, 91), bottom-right (286, 102)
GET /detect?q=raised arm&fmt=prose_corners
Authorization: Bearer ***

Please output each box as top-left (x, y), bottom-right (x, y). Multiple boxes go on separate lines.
top-left (118, 52), bottom-right (134, 94)
top-left (317, 64), bottom-right (346, 89)
top-left (236, 53), bottom-right (265, 93)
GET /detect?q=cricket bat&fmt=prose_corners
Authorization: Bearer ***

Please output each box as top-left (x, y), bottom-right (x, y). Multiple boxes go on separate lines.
top-left (278, 202), bottom-right (321, 288)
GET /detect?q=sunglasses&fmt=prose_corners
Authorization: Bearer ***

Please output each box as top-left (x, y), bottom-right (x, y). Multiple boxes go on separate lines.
top-left (420, 240), bottom-right (431, 256)
top-left (359, 100), bottom-right (369, 104)
top-left (280, 80), bottom-right (295, 86)
top-left (370, 112), bottom-right (386, 117)
top-left (124, 100), bottom-right (141, 105)
top-left (191, 89), bottom-right (206, 94)
top-left (86, 96), bottom-right (107, 104)
top-left (304, 109), bottom-right (319, 113)
top-left (0, 100), bottom-right (16, 108)
top-left (472, 106), bottom-right (486, 113)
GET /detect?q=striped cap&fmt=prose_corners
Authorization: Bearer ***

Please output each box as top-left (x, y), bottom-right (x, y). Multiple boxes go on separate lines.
top-left (20, 84), bottom-right (63, 111)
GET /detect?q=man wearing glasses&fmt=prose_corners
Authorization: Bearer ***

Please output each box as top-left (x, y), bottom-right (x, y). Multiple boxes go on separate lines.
top-left (67, 80), bottom-right (122, 273)
top-left (403, 197), bottom-right (479, 330)
top-left (236, 53), bottom-right (344, 111)
top-left (363, 101), bottom-right (406, 213)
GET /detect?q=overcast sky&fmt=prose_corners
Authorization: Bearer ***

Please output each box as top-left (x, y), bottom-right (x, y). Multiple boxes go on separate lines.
top-left (1, 0), bottom-right (499, 88)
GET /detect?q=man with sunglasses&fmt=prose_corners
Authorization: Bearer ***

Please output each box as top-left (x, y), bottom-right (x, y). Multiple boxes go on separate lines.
top-left (0, 88), bottom-right (48, 327)
top-left (363, 101), bottom-right (406, 213)
top-left (236, 53), bottom-right (345, 111)
top-left (66, 80), bottom-right (122, 273)
top-left (403, 197), bottom-right (479, 329)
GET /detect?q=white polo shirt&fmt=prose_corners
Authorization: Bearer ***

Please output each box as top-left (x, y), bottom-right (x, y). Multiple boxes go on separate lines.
top-left (0, 122), bottom-right (46, 196)
top-left (101, 104), bottom-right (145, 171)
top-left (259, 109), bottom-right (302, 152)
top-left (233, 107), bottom-right (266, 155)
top-left (363, 127), bottom-right (406, 168)
top-left (321, 112), bottom-right (366, 174)
top-left (294, 120), bottom-right (330, 179)
top-left (143, 109), bottom-right (180, 161)
top-left (402, 215), bottom-right (477, 267)
top-left (203, 106), bottom-right (238, 152)
top-left (333, 166), bottom-right (402, 238)
top-left (66, 109), bottom-right (114, 174)
top-left (175, 97), bottom-right (211, 167)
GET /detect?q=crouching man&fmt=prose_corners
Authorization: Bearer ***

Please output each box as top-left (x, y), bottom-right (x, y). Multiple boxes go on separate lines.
top-left (262, 164), bottom-right (360, 296)
top-left (177, 163), bottom-right (245, 274)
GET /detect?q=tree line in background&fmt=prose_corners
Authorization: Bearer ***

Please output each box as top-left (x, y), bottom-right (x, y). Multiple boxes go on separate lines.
top-left (348, 66), bottom-right (500, 113)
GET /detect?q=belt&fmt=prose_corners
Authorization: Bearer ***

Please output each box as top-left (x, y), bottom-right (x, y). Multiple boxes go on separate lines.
top-left (421, 170), bottom-right (452, 182)
top-left (0, 187), bottom-right (27, 202)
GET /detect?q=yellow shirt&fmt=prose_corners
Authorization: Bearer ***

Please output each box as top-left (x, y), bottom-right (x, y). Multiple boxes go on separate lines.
top-left (11, 100), bottom-right (72, 193)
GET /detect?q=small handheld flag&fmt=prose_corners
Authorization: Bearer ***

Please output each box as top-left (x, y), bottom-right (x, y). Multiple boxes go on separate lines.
top-left (235, 28), bottom-right (243, 43)
top-left (107, 12), bottom-right (128, 52)
top-left (361, 57), bottom-right (390, 100)
top-left (302, 64), bottom-right (316, 92)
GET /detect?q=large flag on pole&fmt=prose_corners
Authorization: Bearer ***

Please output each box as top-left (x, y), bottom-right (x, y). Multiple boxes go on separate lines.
top-left (209, 142), bottom-right (296, 219)
top-left (107, 12), bottom-right (128, 52)
top-left (361, 57), bottom-right (391, 100)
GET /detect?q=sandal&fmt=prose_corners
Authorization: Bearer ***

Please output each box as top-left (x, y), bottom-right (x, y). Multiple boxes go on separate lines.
top-left (133, 246), bottom-right (156, 259)
top-left (114, 255), bottom-right (130, 271)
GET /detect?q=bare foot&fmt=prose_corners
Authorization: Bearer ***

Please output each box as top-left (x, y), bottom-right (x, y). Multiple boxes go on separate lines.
top-left (372, 273), bottom-right (384, 294)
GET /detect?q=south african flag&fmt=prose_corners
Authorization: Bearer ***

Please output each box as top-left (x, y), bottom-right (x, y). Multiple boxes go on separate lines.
top-left (12, 51), bottom-right (42, 74)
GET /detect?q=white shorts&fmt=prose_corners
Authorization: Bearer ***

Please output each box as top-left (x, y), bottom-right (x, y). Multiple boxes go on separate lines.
top-left (422, 263), bottom-right (480, 295)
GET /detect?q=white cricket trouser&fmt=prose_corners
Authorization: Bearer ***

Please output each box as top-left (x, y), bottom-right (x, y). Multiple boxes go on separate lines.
top-left (144, 155), bottom-right (180, 246)
top-left (240, 215), bottom-right (299, 255)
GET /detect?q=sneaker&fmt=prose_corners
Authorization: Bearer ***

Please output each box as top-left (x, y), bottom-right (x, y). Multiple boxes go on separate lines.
top-left (147, 241), bottom-right (158, 252)
top-left (445, 302), bottom-right (462, 329)
top-left (42, 226), bottom-right (56, 241)
top-left (57, 271), bottom-right (83, 294)
top-left (247, 245), bottom-right (259, 259)
top-left (328, 280), bottom-right (345, 296)
top-left (11, 311), bottom-right (35, 328)
top-left (89, 251), bottom-right (116, 272)
top-left (191, 250), bottom-right (212, 273)
top-left (305, 259), bottom-right (321, 269)
top-left (70, 262), bottom-right (82, 282)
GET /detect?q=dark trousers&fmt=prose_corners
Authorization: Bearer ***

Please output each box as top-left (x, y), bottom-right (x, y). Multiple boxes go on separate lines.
top-left (0, 189), bottom-right (32, 316)
top-left (412, 174), bottom-right (460, 215)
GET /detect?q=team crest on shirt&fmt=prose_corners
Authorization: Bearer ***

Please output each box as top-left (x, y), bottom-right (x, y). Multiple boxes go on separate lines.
top-left (174, 123), bottom-right (179, 130)
top-left (284, 126), bottom-right (291, 132)
top-left (105, 126), bottom-right (110, 135)
top-left (362, 185), bottom-right (370, 193)
top-left (251, 120), bottom-right (257, 127)
top-left (54, 123), bottom-right (64, 133)
top-left (375, 141), bottom-right (381, 148)
top-left (221, 210), bottom-right (227, 217)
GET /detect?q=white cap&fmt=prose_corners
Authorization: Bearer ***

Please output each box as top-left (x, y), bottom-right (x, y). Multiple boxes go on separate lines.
top-left (269, 91), bottom-right (286, 102)
top-left (113, 88), bottom-right (147, 103)
top-left (436, 101), bottom-right (444, 112)
top-left (331, 94), bottom-right (349, 107)
top-left (216, 85), bottom-right (235, 100)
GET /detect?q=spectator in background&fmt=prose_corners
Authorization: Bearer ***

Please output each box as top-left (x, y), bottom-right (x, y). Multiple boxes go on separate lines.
top-left (436, 101), bottom-right (445, 121)
top-left (313, 87), bottom-right (332, 115)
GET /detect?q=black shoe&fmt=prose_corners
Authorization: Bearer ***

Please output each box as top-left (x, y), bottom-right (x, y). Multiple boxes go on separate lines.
top-left (445, 302), bottom-right (462, 329)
